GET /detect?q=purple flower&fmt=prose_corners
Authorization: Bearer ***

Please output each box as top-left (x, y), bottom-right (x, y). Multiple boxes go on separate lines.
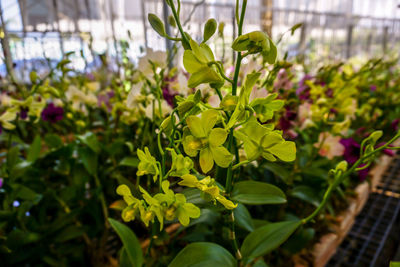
top-left (98, 91), bottom-right (113, 112)
top-left (326, 88), bottom-right (334, 98)
top-left (41, 103), bottom-right (64, 123)
top-left (370, 85), bottom-right (377, 92)
top-left (162, 86), bottom-right (177, 107)
top-left (391, 119), bottom-right (399, 131)
top-left (296, 75), bottom-right (312, 101)
top-left (340, 138), bottom-right (360, 165)
top-left (376, 142), bottom-right (395, 157)
top-left (0, 125), bottom-right (2, 135)
top-left (0, 178), bottom-right (3, 188)
top-left (20, 107), bottom-right (29, 119)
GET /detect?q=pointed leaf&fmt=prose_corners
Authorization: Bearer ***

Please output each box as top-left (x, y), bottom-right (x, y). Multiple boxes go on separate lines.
top-left (108, 218), bottom-right (143, 267)
top-left (169, 242), bottom-right (236, 267)
top-left (231, 181), bottom-right (286, 205)
top-left (27, 135), bottom-right (41, 162)
top-left (241, 220), bottom-right (301, 260)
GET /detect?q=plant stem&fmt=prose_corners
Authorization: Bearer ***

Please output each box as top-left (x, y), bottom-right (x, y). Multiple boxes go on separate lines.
top-left (168, 0), bottom-right (191, 49)
top-left (302, 132), bottom-right (400, 224)
top-left (231, 0), bottom-right (247, 96)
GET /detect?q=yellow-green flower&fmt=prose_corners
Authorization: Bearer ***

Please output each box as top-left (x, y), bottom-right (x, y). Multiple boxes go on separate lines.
top-left (179, 174), bottom-right (237, 209)
top-left (183, 40), bottom-right (223, 88)
top-left (234, 118), bottom-right (296, 162)
top-left (136, 147), bottom-right (160, 182)
top-left (0, 108), bottom-right (18, 131)
top-left (182, 109), bottom-right (232, 173)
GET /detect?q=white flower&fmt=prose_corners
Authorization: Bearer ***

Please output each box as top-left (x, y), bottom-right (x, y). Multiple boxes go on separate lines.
top-left (145, 100), bottom-right (172, 120)
top-left (138, 48), bottom-right (167, 76)
top-left (126, 81), bottom-right (144, 109)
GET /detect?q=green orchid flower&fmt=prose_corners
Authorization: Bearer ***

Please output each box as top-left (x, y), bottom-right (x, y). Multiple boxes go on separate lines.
top-left (182, 109), bottom-right (233, 173)
top-left (227, 72), bottom-right (260, 129)
top-left (11, 96), bottom-right (46, 122)
top-left (0, 108), bottom-right (18, 130)
top-left (175, 89), bottom-right (202, 117)
top-left (250, 93), bottom-right (285, 122)
top-left (183, 39), bottom-right (223, 88)
top-left (116, 185), bottom-right (146, 222)
top-left (116, 181), bottom-right (200, 229)
top-left (167, 148), bottom-right (194, 177)
top-left (153, 180), bottom-right (200, 226)
top-left (234, 119), bottom-right (296, 162)
top-left (179, 174), bottom-right (237, 209)
top-left (232, 31), bottom-right (277, 63)
top-left (136, 147), bottom-right (160, 182)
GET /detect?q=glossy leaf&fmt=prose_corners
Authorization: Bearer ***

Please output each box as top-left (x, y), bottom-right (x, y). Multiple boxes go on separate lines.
top-left (291, 186), bottom-right (320, 207)
top-left (234, 203), bottom-right (254, 232)
top-left (231, 181), bottom-right (286, 205)
top-left (108, 218), bottom-right (143, 267)
top-left (169, 242), bottom-right (236, 267)
top-left (241, 220), bottom-right (301, 261)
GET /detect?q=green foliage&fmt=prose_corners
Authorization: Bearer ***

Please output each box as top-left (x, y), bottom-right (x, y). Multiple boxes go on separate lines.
top-left (169, 242), bottom-right (237, 267)
top-left (241, 220), bottom-right (302, 262)
top-left (108, 218), bottom-right (143, 267)
top-left (231, 181), bottom-right (286, 205)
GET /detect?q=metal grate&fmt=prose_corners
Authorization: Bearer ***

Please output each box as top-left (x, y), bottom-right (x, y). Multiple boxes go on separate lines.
top-left (327, 155), bottom-right (400, 267)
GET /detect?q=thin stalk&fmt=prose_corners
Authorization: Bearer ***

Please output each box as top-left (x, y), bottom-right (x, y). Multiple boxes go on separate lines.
top-left (302, 132), bottom-right (400, 224)
top-left (168, 0), bottom-right (191, 49)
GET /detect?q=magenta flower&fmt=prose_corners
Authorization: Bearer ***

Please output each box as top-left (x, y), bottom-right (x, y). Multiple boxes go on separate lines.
top-left (19, 107), bottom-right (29, 120)
top-left (370, 85), bottom-right (377, 92)
top-left (296, 74), bottom-right (312, 100)
top-left (376, 142), bottom-right (395, 157)
top-left (340, 138), bottom-right (360, 165)
top-left (162, 86), bottom-right (177, 107)
top-left (340, 137), bottom-right (369, 181)
top-left (41, 103), bottom-right (64, 123)
top-left (391, 119), bottom-right (399, 131)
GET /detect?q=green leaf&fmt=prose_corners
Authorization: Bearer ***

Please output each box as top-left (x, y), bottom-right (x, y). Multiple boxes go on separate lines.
top-left (203, 18), bottom-right (217, 42)
top-left (120, 157), bottom-right (139, 167)
top-left (78, 132), bottom-right (101, 153)
top-left (27, 135), bottom-right (41, 162)
top-left (291, 186), bottom-right (320, 207)
top-left (108, 218), bottom-right (143, 267)
top-left (231, 181), bottom-right (286, 205)
top-left (169, 242), bottom-right (236, 267)
top-left (263, 162), bottom-right (292, 184)
top-left (7, 146), bottom-right (19, 173)
top-left (54, 226), bottom-right (85, 243)
top-left (234, 203), bottom-right (254, 232)
top-left (78, 147), bottom-right (98, 175)
top-left (282, 227), bottom-right (315, 254)
top-left (148, 13), bottom-right (166, 37)
top-left (120, 247), bottom-right (131, 267)
top-left (44, 134), bottom-right (63, 149)
top-left (241, 220), bottom-right (301, 261)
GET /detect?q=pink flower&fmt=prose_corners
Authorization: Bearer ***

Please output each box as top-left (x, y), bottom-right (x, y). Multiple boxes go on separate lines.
top-left (314, 132), bottom-right (345, 160)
